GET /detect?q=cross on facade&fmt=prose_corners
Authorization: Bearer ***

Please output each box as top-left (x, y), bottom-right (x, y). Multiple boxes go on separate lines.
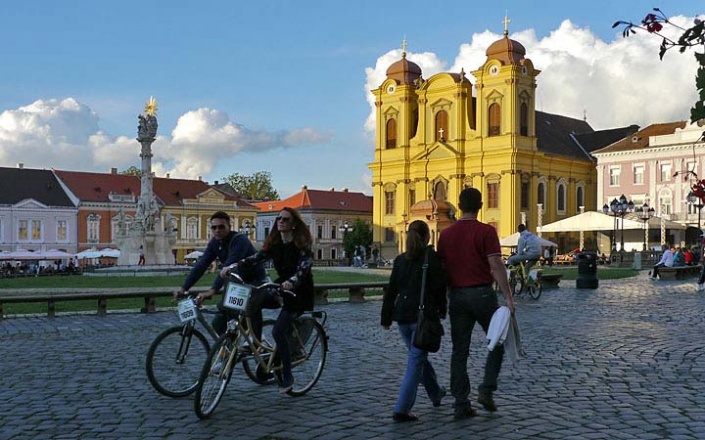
top-left (438, 128), bottom-right (445, 139)
top-left (401, 38), bottom-right (407, 57)
top-left (503, 15), bottom-right (511, 35)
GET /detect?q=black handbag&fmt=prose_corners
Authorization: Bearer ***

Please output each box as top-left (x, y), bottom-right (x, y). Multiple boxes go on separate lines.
top-left (413, 248), bottom-right (444, 353)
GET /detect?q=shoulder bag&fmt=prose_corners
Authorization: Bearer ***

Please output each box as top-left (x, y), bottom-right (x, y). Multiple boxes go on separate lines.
top-left (413, 247), bottom-right (444, 353)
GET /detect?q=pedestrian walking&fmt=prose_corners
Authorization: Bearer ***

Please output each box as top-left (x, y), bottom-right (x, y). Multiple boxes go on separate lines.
top-left (381, 220), bottom-right (447, 422)
top-left (437, 187), bottom-right (515, 420)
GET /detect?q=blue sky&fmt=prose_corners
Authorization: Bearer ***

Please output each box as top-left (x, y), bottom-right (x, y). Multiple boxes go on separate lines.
top-left (0, 1), bottom-right (702, 198)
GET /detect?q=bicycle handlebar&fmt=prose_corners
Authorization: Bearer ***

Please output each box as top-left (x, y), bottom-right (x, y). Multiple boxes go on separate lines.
top-left (228, 272), bottom-right (296, 298)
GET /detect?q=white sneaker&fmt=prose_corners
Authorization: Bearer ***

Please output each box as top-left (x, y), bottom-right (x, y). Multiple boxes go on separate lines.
top-left (699, 284), bottom-right (704, 291)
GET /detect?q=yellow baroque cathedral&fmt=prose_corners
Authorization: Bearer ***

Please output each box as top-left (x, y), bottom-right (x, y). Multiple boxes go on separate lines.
top-left (369, 28), bottom-right (604, 258)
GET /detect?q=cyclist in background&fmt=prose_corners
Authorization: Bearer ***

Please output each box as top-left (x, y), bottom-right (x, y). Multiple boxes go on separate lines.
top-left (173, 211), bottom-right (266, 334)
top-left (506, 224), bottom-right (542, 274)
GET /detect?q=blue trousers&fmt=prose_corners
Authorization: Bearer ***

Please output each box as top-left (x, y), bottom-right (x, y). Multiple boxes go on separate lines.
top-left (393, 322), bottom-right (444, 414)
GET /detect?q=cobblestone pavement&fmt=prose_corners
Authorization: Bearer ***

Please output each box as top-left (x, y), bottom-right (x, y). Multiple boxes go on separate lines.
top-left (2, 275), bottom-right (705, 439)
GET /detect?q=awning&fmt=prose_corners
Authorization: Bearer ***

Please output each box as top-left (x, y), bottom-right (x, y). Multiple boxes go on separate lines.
top-left (538, 211), bottom-right (687, 233)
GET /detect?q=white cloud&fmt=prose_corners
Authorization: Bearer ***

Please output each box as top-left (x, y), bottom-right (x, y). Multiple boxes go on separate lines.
top-left (365, 16), bottom-right (699, 132)
top-left (0, 99), bottom-right (331, 179)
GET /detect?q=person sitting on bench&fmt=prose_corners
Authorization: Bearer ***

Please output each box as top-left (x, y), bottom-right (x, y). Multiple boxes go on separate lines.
top-left (651, 245), bottom-right (675, 279)
top-left (506, 224), bottom-right (542, 274)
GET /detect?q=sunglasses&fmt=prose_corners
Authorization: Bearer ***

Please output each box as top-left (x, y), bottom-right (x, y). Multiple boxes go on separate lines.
top-left (210, 224), bottom-right (227, 230)
top-left (276, 216), bottom-right (292, 223)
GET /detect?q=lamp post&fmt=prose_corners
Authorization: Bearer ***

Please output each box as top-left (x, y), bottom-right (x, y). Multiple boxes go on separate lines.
top-left (603, 194), bottom-right (634, 256)
top-left (687, 191), bottom-right (704, 234)
top-left (239, 220), bottom-right (254, 240)
top-left (338, 221), bottom-right (353, 265)
top-left (636, 203), bottom-right (655, 251)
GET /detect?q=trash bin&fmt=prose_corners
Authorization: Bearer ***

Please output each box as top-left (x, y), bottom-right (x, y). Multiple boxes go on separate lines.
top-left (576, 251), bottom-right (598, 289)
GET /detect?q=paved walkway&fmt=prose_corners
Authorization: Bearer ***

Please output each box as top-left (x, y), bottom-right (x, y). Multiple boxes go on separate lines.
top-left (2, 275), bottom-right (705, 439)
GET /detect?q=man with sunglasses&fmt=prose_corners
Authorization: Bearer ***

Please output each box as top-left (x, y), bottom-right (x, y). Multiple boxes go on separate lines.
top-left (173, 211), bottom-right (266, 334)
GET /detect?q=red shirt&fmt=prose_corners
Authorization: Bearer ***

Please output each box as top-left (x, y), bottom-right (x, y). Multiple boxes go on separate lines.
top-left (437, 218), bottom-right (501, 288)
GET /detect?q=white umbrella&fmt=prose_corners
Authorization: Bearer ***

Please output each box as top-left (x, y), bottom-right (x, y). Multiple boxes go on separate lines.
top-left (9, 249), bottom-right (43, 260)
top-left (42, 249), bottom-right (75, 260)
top-left (98, 248), bottom-right (121, 258)
top-left (500, 232), bottom-right (557, 248)
top-left (75, 249), bottom-right (101, 259)
top-left (0, 251), bottom-right (13, 260)
top-left (184, 250), bottom-right (204, 259)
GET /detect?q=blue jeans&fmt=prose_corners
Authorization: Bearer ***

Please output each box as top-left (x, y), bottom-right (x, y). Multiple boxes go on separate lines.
top-left (449, 286), bottom-right (503, 410)
top-left (393, 322), bottom-right (444, 414)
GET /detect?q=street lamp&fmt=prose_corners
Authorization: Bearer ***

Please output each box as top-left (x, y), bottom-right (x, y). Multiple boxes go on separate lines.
top-left (602, 194), bottom-right (634, 255)
top-left (636, 203), bottom-right (655, 251)
top-left (239, 220), bottom-right (254, 240)
top-left (687, 191), bottom-right (703, 233)
top-left (338, 221), bottom-right (353, 263)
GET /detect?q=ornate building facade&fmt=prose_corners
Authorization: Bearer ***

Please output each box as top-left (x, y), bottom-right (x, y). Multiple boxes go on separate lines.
top-left (368, 28), bottom-right (634, 257)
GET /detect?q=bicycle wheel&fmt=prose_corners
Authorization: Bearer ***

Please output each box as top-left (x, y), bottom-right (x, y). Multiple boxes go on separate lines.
top-left (528, 280), bottom-right (542, 300)
top-left (509, 271), bottom-right (524, 296)
top-left (194, 333), bottom-right (238, 419)
top-left (146, 325), bottom-right (210, 398)
top-left (242, 319), bottom-right (276, 385)
top-left (287, 318), bottom-right (327, 397)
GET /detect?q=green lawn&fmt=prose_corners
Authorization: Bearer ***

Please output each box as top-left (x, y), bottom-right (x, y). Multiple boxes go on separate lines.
top-left (0, 269), bottom-right (390, 316)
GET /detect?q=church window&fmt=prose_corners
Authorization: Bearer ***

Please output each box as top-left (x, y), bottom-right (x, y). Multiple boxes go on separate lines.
top-left (487, 182), bottom-right (499, 208)
top-left (435, 110), bottom-right (448, 141)
top-left (488, 103), bottom-right (501, 136)
top-left (520, 103), bottom-right (528, 136)
top-left (576, 187), bottom-right (584, 210)
top-left (384, 227), bottom-right (395, 242)
top-left (386, 118), bottom-right (397, 149)
top-left (538, 183), bottom-right (545, 205)
top-left (385, 190), bottom-right (395, 215)
top-left (521, 181), bottom-right (529, 209)
top-left (409, 189), bottom-right (416, 209)
top-left (557, 184), bottom-right (566, 212)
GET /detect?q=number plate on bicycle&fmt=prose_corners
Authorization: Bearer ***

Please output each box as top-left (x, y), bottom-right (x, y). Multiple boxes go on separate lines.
top-left (177, 299), bottom-right (197, 323)
top-left (223, 283), bottom-right (251, 311)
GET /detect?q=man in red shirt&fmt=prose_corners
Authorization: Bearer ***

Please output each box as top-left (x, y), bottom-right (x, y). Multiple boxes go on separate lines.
top-left (437, 187), bottom-right (515, 420)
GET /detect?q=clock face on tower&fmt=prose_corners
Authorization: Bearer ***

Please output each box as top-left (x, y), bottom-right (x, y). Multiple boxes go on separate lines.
top-left (386, 84), bottom-right (396, 95)
top-left (489, 65), bottom-right (499, 76)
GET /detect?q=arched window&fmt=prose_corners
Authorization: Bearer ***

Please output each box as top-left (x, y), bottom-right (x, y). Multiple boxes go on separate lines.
top-left (557, 184), bottom-right (566, 212)
top-left (520, 102), bottom-right (528, 136)
top-left (386, 118), bottom-right (397, 149)
top-left (488, 103), bottom-right (501, 136)
top-left (435, 110), bottom-right (448, 141)
top-left (576, 187), bottom-right (584, 210)
top-left (537, 182), bottom-right (545, 205)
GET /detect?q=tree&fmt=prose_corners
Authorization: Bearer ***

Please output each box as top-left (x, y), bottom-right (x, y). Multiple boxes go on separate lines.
top-left (221, 171), bottom-right (280, 201)
top-left (614, 9), bottom-right (705, 204)
top-left (342, 218), bottom-right (373, 263)
top-left (120, 166), bottom-right (142, 176)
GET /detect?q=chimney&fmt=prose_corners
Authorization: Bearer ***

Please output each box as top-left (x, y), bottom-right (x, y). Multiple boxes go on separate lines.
top-left (166, 173), bottom-right (170, 178)
top-left (330, 187), bottom-right (335, 192)
top-left (17, 163), bottom-right (24, 169)
top-left (214, 180), bottom-right (219, 185)
top-left (302, 185), bottom-right (307, 190)
top-left (198, 176), bottom-right (202, 181)
top-left (110, 167), bottom-right (117, 174)
top-left (343, 188), bottom-right (349, 192)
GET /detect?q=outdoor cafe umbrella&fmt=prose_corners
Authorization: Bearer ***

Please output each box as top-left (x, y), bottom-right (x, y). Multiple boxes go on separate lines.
top-left (8, 249), bottom-right (44, 260)
top-left (499, 232), bottom-right (558, 248)
top-left (42, 249), bottom-right (75, 260)
top-left (75, 249), bottom-right (101, 259)
top-left (184, 250), bottom-right (204, 259)
top-left (98, 248), bottom-right (121, 258)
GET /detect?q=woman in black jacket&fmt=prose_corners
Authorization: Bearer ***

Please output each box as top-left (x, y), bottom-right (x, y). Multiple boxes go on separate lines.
top-left (381, 220), bottom-right (448, 422)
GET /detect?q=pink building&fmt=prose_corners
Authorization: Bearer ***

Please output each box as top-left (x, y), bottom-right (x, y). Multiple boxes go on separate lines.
top-left (593, 120), bottom-right (704, 248)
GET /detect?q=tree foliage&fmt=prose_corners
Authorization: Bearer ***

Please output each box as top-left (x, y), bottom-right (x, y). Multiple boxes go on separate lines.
top-left (342, 218), bottom-right (373, 260)
top-left (221, 171), bottom-right (280, 201)
top-left (120, 166), bottom-right (142, 176)
top-left (614, 9), bottom-right (705, 203)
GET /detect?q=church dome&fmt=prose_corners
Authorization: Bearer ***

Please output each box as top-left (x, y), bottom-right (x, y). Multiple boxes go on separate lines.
top-left (386, 54), bottom-right (422, 85)
top-left (486, 33), bottom-right (526, 65)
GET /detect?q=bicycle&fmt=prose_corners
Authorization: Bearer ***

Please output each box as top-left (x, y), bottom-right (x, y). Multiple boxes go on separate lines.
top-left (145, 291), bottom-right (275, 398)
top-left (507, 260), bottom-right (542, 300)
top-left (194, 273), bottom-right (328, 419)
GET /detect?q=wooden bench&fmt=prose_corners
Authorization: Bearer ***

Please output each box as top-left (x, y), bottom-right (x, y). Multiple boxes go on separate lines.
top-left (657, 265), bottom-right (702, 280)
top-left (538, 273), bottom-right (563, 289)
